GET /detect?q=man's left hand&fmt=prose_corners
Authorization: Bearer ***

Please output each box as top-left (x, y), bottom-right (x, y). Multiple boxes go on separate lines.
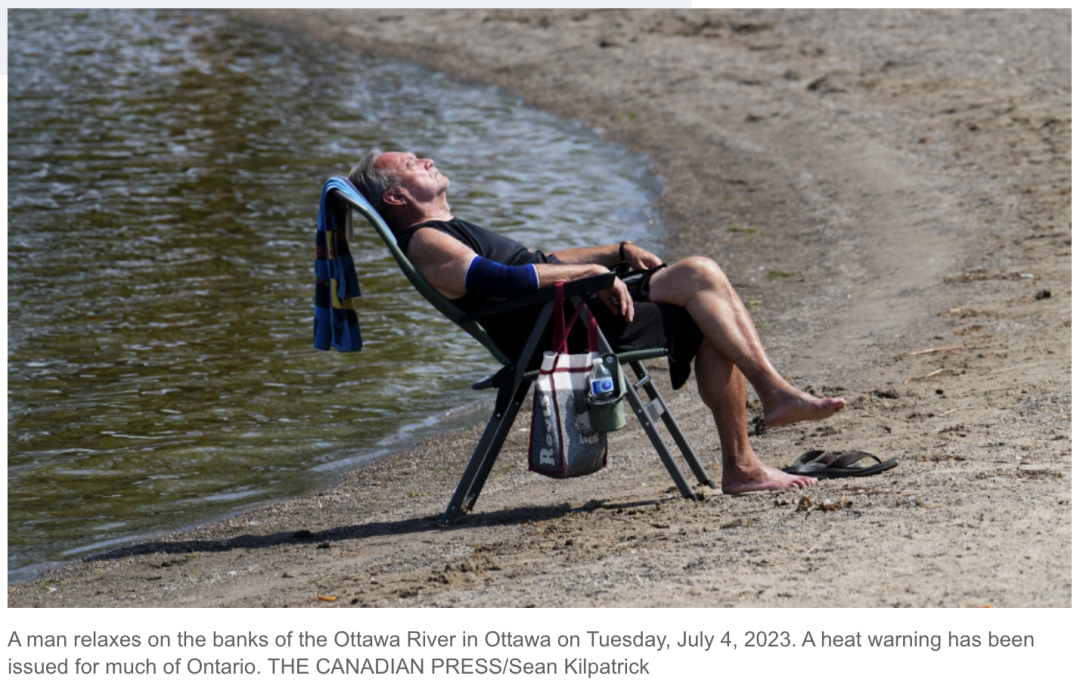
top-left (624, 243), bottom-right (663, 271)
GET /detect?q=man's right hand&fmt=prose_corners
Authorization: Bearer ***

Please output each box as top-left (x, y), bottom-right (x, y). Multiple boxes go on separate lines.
top-left (596, 273), bottom-right (634, 323)
top-left (534, 263), bottom-right (634, 322)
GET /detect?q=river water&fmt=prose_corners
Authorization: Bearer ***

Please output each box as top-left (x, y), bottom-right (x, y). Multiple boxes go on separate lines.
top-left (7, 9), bottom-right (662, 579)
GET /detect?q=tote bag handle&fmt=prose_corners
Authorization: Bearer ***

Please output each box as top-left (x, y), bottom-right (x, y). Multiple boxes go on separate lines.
top-left (550, 282), bottom-right (599, 354)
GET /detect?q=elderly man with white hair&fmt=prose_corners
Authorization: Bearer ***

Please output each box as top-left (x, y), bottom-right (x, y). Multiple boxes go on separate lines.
top-left (350, 149), bottom-right (846, 493)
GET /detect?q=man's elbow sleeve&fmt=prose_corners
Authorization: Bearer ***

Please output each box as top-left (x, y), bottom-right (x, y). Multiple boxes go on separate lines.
top-left (464, 255), bottom-right (539, 298)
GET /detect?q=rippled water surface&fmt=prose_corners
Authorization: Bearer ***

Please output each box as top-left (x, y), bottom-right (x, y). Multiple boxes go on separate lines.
top-left (7, 9), bottom-right (661, 577)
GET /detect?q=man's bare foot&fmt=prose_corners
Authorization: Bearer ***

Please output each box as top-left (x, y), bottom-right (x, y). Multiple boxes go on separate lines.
top-left (763, 391), bottom-right (846, 429)
top-left (721, 463), bottom-right (818, 494)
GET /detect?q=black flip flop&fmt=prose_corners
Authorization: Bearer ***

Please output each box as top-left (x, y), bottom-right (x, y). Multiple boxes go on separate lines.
top-left (783, 450), bottom-right (899, 479)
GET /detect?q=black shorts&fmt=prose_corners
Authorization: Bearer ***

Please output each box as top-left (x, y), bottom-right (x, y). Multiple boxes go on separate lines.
top-left (482, 267), bottom-right (705, 390)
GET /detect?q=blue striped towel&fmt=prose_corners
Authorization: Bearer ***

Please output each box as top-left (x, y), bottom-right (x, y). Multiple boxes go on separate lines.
top-left (314, 177), bottom-right (363, 352)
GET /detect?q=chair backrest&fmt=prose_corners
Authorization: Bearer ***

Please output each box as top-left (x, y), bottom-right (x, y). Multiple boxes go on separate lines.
top-left (324, 176), bottom-right (513, 365)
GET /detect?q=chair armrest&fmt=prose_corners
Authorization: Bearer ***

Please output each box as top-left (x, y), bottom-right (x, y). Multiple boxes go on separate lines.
top-left (460, 272), bottom-right (616, 322)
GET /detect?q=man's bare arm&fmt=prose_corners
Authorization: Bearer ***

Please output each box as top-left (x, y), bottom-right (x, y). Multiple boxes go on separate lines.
top-left (406, 227), bottom-right (479, 299)
top-left (550, 242), bottom-right (663, 271)
top-left (408, 228), bottom-right (636, 321)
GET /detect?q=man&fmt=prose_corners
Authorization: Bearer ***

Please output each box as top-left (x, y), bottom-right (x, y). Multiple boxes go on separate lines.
top-left (350, 149), bottom-right (846, 493)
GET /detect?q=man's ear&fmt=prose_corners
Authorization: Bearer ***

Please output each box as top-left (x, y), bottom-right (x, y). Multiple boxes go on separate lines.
top-left (383, 188), bottom-right (407, 207)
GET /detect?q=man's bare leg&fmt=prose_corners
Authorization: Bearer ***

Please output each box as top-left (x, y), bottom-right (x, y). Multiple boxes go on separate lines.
top-left (694, 344), bottom-right (817, 493)
top-left (647, 257), bottom-right (845, 428)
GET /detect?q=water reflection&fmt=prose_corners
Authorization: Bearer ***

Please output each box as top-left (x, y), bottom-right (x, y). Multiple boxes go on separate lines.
top-left (7, 9), bottom-right (662, 577)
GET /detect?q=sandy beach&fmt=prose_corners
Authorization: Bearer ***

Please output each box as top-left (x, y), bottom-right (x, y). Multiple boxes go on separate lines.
top-left (9, 8), bottom-right (1070, 607)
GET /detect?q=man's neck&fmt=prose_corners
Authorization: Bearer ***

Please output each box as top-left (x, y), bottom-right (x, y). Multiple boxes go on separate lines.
top-left (402, 198), bottom-right (453, 229)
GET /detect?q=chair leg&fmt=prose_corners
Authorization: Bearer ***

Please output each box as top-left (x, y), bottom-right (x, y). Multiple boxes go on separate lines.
top-left (592, 320), bottom-right (715, 498)
top-left (620, 365), bottom-right (700, 500)
top-left (631, 361), bottom-right (717, 489)
top-left (459, 379), bottom-right (533, 510)
top-left (440, 303), bottom-right (555, 525)
top-left (439, 375), bottom-right (525, 524)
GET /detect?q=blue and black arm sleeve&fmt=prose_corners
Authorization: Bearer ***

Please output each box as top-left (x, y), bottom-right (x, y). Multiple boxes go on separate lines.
top-left (464, 255), bottom-right (540, 298)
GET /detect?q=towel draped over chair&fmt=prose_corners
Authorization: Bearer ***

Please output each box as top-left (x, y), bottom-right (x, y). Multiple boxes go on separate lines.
top-left (314, 177), bottom-right (363, 352)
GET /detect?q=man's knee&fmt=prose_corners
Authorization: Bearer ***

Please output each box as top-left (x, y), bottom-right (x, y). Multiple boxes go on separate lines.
top-left (650, 256), bottom-right (732, 305)
top-left (679, 256), bottom-right (730, 288)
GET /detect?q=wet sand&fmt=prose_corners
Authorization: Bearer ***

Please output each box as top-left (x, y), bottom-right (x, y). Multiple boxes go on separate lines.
top-left (9, 9), bottom-right (1070, 607)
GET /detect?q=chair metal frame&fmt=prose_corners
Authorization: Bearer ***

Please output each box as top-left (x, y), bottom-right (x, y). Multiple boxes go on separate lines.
top-left (326, 178), bottom-right (715, 524)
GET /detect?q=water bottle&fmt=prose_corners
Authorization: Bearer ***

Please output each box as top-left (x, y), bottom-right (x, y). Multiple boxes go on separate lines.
top-left (589, 358), bottom-right (615, 400)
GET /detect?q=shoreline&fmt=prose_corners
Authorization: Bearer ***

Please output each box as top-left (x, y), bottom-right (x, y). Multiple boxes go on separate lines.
top-left (10, 8), bottom-right (1070, 607)
top-left (7, 387), bottom-right (498, 586)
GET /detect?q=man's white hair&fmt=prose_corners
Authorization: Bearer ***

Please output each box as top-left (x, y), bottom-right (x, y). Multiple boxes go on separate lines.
top-left (348, 149), bottom-right (402, 227)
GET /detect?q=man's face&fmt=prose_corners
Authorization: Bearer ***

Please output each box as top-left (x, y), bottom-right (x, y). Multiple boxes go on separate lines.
top-left (376, 151), bottom-right (450, 206)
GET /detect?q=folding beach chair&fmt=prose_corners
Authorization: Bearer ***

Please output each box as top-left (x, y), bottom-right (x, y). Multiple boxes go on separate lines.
top-left (322, 177), bottom-right (716, 523)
